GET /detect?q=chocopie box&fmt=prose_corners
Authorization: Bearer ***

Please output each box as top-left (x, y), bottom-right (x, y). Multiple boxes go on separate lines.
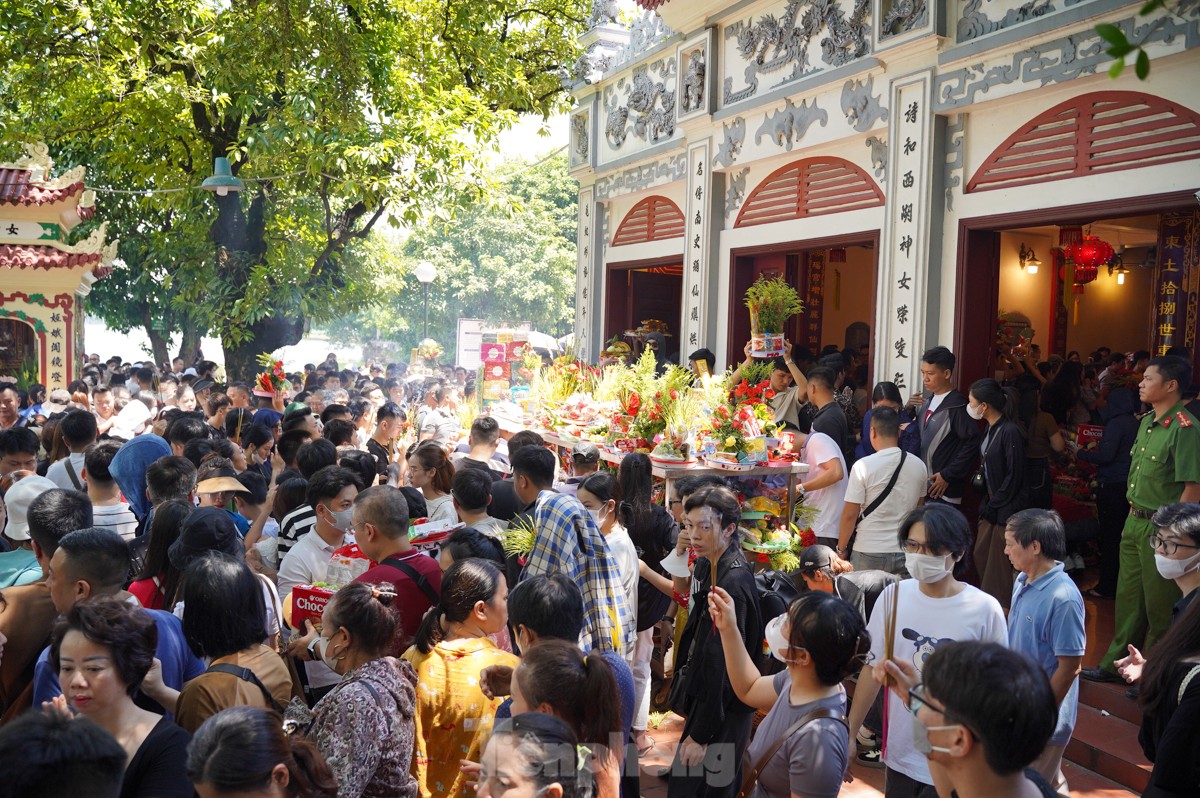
top-left (291, 584), bottom-right (336, 629)
top-left (505, 341), bottom-right (528, 361)
top-left (483, 362), bottom-right (511, 381)
top-left (481, 342), bottom-right (508, 364)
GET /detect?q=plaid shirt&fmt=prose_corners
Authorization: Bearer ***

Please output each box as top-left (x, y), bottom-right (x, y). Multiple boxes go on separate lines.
top-left (521, 491), bottom-right (636, 660)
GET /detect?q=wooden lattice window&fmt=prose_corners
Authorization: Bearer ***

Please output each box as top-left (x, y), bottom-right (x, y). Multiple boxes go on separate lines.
top-left (967, 91), bottom-right (1200, 193)
top-left (611, 196), bottom-right (686, 246)
top-left (735, 158), bottom-right (883, 228)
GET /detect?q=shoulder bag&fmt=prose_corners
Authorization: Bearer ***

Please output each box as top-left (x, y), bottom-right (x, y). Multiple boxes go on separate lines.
top-left (207, 662), bottom-right (287, 713)
top-left (382, 556), bottom-right (440, 605)
top-left (845, 450), bottom-right (907, 557)
top-left (736, 706), bottom-right (847, 798)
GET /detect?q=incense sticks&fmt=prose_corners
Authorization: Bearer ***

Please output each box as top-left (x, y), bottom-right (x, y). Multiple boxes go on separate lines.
top-left (882, 584), bottom-right (898, 687)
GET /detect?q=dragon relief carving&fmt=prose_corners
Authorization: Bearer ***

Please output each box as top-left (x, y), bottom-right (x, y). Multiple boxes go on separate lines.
top-left (725, 168), bottom-right (751, 216)
top-left (957, 0), bottom-right (1056, 42)
top-left (881, 0), bottom-right (928, 37)
top-left (724, 0), bottom-right (871, 105)
top-left (841, 76), bottom-right (889, 132)
top-left (681, 49), bottom-right (707, 114)
top-left (755, 98), bottom-right (829, 151)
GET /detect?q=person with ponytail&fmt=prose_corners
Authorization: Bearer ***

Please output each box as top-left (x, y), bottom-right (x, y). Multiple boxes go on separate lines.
top-left (478, 712), bottom-right (596, 798)
top-left (289, 581), bottom-right (419, 798)
top-left (968, 378), bottom-right (1029, 608)
top-left (405, 441), bottom-right (457, 525)
top-left (710, 590), bottom-right (870, 798)
top-left (405, 558), bottom-right (517, 798)
top-left (614, 452), bottom-right (677, 754)
top-left (509, 640), bottom-right (623, 798)
top-left (187, 706), bottom-right (337, 798)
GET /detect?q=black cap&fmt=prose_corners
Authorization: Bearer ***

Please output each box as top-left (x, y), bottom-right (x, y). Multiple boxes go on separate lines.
top-left (168, 506), bottom-right (241, 571)
top-left (799, 544), bottom-right (836, 571)
top-left (192, 378), bottom-right (216, 394)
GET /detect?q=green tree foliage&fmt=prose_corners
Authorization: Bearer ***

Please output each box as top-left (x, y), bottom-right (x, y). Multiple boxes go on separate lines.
top-left (324, 151), bottom-right (578, 355)
top-left (0, 0), bottom-right (586, 378)
top-left (1097, 0), bottom-right (1199, 79)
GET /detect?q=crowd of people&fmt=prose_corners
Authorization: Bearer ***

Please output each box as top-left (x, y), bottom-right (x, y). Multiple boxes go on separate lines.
top-left (0, 342), bottom-right (1196, 798)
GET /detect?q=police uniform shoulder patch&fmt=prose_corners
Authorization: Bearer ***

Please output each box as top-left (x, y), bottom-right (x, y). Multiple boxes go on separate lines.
top-left (1177, 411), bottom-right (1193, 428)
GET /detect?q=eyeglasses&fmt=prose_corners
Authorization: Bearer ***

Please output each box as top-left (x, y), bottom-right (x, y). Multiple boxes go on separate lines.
top-left (906, 684), bottom-right (948, 719)
top-left (903, 539), bottom-right (938, 555)
top-left (1150, 534), bottom-right (1200, 557)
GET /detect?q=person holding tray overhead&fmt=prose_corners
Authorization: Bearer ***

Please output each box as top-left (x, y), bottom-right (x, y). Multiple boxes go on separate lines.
top-left (844, 504), bottom-right (1007, 797)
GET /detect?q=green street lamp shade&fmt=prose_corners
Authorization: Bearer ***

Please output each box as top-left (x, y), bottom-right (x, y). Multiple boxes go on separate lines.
top-left (201, 157), bottom-right (246, 197)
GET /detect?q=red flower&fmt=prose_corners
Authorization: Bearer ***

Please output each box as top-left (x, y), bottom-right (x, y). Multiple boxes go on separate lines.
top-left (764, 388), bottom-right (776, 399)
top-left (670, 389), bottom-right (679, 400)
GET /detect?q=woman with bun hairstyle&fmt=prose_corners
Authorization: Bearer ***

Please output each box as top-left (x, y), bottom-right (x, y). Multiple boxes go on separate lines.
top-left (968, 378), bottom-right (1028, 608)
top-left (187, 706), bottom-right (337, 798)
top-left (478, 712), bottom-right (596, 798)
top-left (510, 639), bottom-right (623, 798)
top-left (710, 590), bottom-right (870, 798)
top-left (405, 558), bottom-right (517, 798)
top-left (292, 581), bottom-right (420, 798)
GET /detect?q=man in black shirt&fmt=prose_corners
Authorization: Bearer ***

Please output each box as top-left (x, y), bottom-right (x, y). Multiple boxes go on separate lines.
top-left (365, 401), bottom-right (406, 482)
top-left (807, 366), bottom-right (855, 467)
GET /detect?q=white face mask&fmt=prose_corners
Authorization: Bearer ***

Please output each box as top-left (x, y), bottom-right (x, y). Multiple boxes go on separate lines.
top-left (320, 632), bottom-right (344, 671)
top-left (324, 506), bottom-right (354, 533)
top-left (1154, 550), bottom-right (1200, 581)
top-left (966, 403), bottom-right (985, 421)
top-left (905, 552), bottom-right (954, 583)
top-left (764, 615), bottom-right (797, 663)
top-left (912, 715), bottom-right (959, 755)
top-left (587, 504), bottom-right (610, 529)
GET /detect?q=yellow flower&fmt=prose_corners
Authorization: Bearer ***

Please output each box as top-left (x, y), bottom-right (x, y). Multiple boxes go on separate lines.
top-left (725, 436), bottom-right (736, 447)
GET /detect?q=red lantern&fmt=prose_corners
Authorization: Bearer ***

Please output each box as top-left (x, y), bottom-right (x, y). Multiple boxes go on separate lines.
top-left (1064, 235), bottom-right (1112, 292)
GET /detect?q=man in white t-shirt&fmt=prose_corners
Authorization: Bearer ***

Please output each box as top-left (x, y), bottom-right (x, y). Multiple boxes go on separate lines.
top-left (82, 441), bottom-right (139, 542)
top-left (795, 429), bottom-right (847, 547)
top-left (45, 409), bottom-right (97, 492)
top-left (845, 504), bottom-right (1007, 794)
top-left (837, 407), bottom-right (928, 576)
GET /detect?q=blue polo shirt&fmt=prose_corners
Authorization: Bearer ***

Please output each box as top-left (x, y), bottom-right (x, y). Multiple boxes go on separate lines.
top-left (1008, 562), bottom-right (1086, 746)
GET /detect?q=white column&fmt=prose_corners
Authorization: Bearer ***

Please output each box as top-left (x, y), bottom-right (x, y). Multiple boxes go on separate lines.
top-left (877, 69), bottom-right (935, 395)
top-left (684, 138), bottom-right (721, 360)
top-left (574, 186), bottom-right (597, 361)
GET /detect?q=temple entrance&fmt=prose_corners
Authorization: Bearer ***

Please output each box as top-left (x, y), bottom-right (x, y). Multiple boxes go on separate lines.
top-left (0, 318), bottom-right (37, 383)
top-left (603, 259), bottom-right (683, 360)
top-left (728, 233), bottom-right (879, 370)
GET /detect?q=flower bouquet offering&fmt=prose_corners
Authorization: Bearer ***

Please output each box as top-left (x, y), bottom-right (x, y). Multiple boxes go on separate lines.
top-left (745, 276), bottom-right (803, 358)
top-left (501, 515), bottom-right (537, 567)
top-left (416, 338), bottom-right (444, 366)
top-left (253, 353), bottom-right (292, 399)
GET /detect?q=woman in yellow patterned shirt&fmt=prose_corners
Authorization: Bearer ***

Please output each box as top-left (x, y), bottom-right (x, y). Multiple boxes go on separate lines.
top-left (404, 558), bottom-right (517, 798)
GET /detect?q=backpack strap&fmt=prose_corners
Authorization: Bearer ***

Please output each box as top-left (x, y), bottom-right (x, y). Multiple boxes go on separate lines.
top-left (736, 707), bottom-right (847, 798)
top-left (382, 556), bottom-right (439, 605)
top-left (206, 662), bottom-right (286, 713)
top-left (1178, 663), bottom-right (1200, 704)
top-left (63, 458), bottom-right (84, 491)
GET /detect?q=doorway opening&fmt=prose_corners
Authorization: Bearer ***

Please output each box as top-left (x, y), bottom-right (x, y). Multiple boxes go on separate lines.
top-left (604, 259), bottom-right (683, 360)
top-left (728, 233), bottom-right (879, 372)
top-left (0, 318), bottom-right (37, 382)
top-left (955, 191), bottom-right (1200, 388)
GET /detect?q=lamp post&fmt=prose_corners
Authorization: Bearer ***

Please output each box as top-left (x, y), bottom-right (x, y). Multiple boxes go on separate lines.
top-left (414, 260), bottom-right (437, 340)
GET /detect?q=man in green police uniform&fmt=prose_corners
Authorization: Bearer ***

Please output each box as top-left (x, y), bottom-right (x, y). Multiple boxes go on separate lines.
top-left (1083, 356), bottom-right (1200, 682)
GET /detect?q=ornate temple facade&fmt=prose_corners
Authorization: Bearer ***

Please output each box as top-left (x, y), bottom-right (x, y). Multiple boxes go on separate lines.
top-left (569, 0), bottom-right (1200, 388)
top-left (0, 144), bottom-right (117, 390)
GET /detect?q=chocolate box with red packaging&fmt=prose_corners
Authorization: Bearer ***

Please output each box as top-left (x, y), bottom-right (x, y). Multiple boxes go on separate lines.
top-left (291, 584), bottom-right (336, 628)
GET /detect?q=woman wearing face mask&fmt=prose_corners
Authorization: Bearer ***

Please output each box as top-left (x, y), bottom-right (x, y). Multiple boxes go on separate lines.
top-left (710, 589), bottom-right (868, 798)
top-left (968, 378), bottom-right (1028, 609)
top-left (295, 582), bottom-right (420, 798)
top-left (476, 712), bottom-right (595, 798)
top-left (666, 486), bottom-right (764, 798)
top-left (405, 558), bottom-right (517, 798)
top-left (577, 473), bottom-right (639, 655)
top-left (844, 504), bottom-right (1007, 796)
top-left (405, 441), bottom-right (457, 525)
top-left (508, 640), bottom-right (622, 798)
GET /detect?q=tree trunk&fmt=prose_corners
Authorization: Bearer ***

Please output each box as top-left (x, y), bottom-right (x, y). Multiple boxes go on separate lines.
top-left (145, 328), bottom-right (170, 369)
top-left (223, 314), bottom-right (305, 382)
top-left (177, 324), bottom-right (203, 365)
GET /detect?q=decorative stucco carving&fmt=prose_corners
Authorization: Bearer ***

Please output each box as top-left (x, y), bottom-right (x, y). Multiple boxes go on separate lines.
top-left (944, 114), bottom-right (964, 210)
top-left (713, 117), bottom-right (746, 168)
top-left (934, 8), bottom-right (1200, 110)
top-left (575, 42), bottom-right (616, 84)
top-left (593, 153), bottom-right (688, 200)
top-left (841, 76), bottom-right (889, 132)
top-left (865, 136), bottom-right (888, 179)
top-left (610, 59), bottom-right (676, 146)
top-left (12, 142), bottom-right (52, 171)
top-left (723, 0), bottom-right (872, 105)
top-left (571, 112), bottom-right (591, 165)
top-left (755, 98), bottom-right (829, 151)
top-left (957, 0), bottom-right (1056, 43)
top-left (881, 0), bottom-right (928, 38)
top-left (626, 11), bottom-right (673, 58)
top-left (588, 0), bottom-right (619, 27)
top-left (725, 167), bottom-right (751, 216)
top-left (681, 49), bottom-right (707, 114)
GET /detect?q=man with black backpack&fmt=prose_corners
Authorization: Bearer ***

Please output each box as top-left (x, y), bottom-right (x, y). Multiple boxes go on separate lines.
top-left (836, 407), bottom-right (929, 576)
